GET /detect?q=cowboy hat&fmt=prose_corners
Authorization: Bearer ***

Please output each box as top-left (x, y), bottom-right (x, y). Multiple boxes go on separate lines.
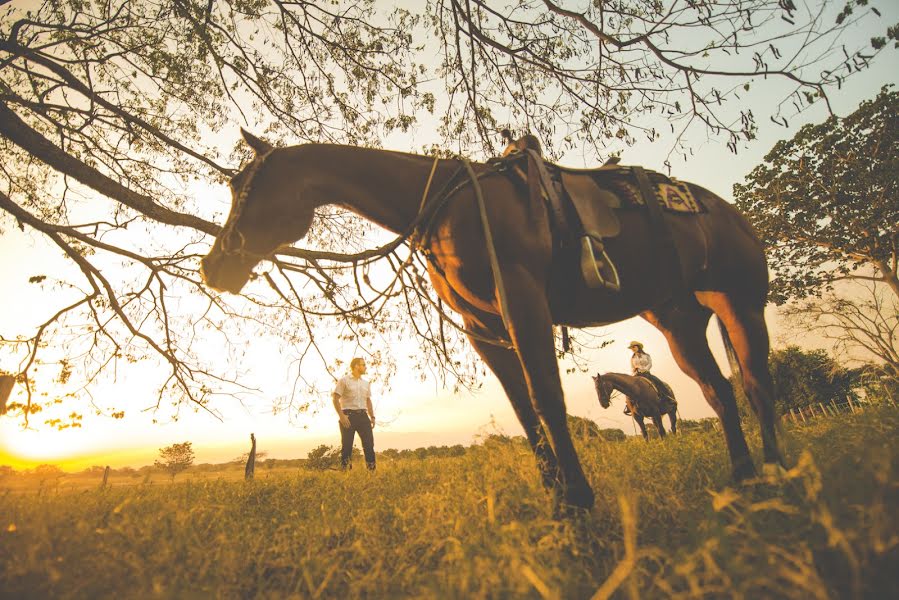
top-left (628, 341), bottom-right (644, 350)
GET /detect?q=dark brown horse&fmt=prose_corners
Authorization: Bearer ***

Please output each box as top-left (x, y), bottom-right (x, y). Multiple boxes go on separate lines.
top-left (200, 131), bottom-right (783, 513)
top-left (593, 372), bottom-right (677, 440)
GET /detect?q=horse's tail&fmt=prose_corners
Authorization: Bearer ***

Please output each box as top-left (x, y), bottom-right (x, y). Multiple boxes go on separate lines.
top-left (716, 315), bottom-right (744, 386)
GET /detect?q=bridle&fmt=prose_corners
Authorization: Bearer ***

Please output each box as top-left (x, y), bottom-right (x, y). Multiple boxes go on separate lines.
top-left (218, 150), bottom-right (274, 261)
top-left (594, 374), bottom-right (612, 407)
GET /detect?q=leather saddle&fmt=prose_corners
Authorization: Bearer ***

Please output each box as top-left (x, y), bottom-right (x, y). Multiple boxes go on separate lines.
top-left (498, 136), bottom-right (703, 292)
top-left (499, 140), bottom-right (622, 290)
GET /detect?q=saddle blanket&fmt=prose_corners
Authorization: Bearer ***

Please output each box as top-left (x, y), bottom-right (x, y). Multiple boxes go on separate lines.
top-left (573, 168), bottom-right (706, 214)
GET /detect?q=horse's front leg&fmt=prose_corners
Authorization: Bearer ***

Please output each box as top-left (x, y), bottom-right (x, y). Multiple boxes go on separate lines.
top-left (500, 264), bottom-right (594, 512)
top-left (635, 415), bottom-right (648, 440)
top-left (465, 319), bottom-right (562, 497)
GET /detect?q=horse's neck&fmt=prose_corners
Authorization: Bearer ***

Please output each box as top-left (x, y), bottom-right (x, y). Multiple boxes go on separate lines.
top-left (606, 373), bottom-right (643, 398)
top-left (293, 145), bottom-right (458, 234)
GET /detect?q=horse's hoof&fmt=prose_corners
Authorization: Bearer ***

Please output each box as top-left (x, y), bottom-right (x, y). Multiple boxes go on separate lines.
top-left (732, 462), bottom-right (758, 482)
top-left (762, 462), bottom-right (788, 480)
top-left (550, 484), bottom-right (595, 519)
top-left (565, 484), bottom-right (595, 511)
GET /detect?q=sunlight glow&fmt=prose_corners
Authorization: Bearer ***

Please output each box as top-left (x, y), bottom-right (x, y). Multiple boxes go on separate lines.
top-left (0, 426), bottom-right (91, 464)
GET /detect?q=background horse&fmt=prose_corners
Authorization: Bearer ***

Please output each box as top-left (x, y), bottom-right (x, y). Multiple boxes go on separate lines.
top-left (200, 130), bottom-right (783, 514)
top-left (593, 372), bottom-right (677, 440)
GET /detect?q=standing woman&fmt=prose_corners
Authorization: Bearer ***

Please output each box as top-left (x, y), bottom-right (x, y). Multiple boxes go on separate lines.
top-left (332, 358), bottom-right (377, 470)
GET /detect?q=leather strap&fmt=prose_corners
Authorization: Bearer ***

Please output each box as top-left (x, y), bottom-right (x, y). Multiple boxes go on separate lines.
top-left (525, 149), bottom-right (568, 236)
top-left (633, 166), bottom-right (685, 297)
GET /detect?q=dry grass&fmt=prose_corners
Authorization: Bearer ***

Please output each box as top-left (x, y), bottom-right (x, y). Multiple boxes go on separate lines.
top-left (1, 407), bottom-right (895, 599)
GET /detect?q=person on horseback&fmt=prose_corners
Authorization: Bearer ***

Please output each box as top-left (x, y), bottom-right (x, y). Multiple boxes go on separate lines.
top-left (627, 341), bottom-right (676, 415)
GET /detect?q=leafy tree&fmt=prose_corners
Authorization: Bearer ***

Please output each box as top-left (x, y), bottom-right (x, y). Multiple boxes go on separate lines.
top-left (233, 451), bottom-right (268, 464)
top-left (154, 441), bottom-right (195, 480)
top-left (379, 448), bottom-right (401, 461)
top-left (676, 418), bottom-right (719, 434)
top-left (0, 0), bottom-right (894, 425)
top-left (780, 281), bottom-right (898, 380)
top-left (31, 463), bottom-right (64, 479)
top-left (598, 428), bottom-right (627, 443)
top-left (734, 87), bottom-right (899, 304)
top-left (567, 414), bottom-right (624, 441)
top-left (115, 466), bottom-right (137, 478)
top-left (855, 364), bottom-right (899, 406)
top-left (768, 346), bottom-right (858, 414)
top-left (304, 444), bottom-right (359, 470)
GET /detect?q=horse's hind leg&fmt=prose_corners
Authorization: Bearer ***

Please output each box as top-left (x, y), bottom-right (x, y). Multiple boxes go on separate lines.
top-left (466, 325), bottom-right (562, 494)
top-left (644, 300), bottom-right (756, 480)
top-left (652, 415), bottom-right (666, 438)
top-left (698, 292), bottom-right (784, 468)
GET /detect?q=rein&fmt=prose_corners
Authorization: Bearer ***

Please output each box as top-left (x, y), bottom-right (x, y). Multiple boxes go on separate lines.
top-left (219, 150), bottom-right (273, 260)
top-left (459, 158), bottom-right (515, 349)
top-left (223, 149), bottom-right (519, 350)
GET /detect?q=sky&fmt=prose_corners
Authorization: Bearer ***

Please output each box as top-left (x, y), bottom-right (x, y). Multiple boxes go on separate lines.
top-left (1, 1), bottom-right (897, 471)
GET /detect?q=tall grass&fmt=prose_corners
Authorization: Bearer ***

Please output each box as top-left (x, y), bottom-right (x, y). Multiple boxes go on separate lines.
top-left (1, 408), bottom-right (895, 599)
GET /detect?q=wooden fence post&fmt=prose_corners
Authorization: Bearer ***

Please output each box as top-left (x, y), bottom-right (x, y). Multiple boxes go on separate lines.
top-left (245, 433), bottom-right (256, 481)
top-left (101, 465), bottom-right (110, 488)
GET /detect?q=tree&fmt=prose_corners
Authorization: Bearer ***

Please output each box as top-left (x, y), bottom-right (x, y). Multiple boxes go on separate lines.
top-left (0, 0), bottom-right (894, 426)
top-left (567, 414), bottom-right (627, 441)
top-left (154, 441), bottom-right (195, 480)
top-left (733, 86), bottom-right (899, 304)
top-left (854, 364), bottom-right (899, 406)
top-left (31, 463), bottom-right (64, 480)
top-left (768, 346), bottom-right (858, 414)
top-left (780, 281), bottom-right (898, 380)
top-left (305, 444), bottom-right (358, 470)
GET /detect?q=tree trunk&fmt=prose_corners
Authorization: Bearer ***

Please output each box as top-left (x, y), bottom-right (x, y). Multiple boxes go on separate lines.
top-left (874, 258), bottom-right (899, 300)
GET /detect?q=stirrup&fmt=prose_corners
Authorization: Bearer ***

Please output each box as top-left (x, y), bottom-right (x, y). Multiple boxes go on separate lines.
top-left (580, 236), bottom-right (620, 291)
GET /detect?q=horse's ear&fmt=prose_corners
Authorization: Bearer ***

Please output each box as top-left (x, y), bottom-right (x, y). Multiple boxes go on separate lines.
top-left (241, 128), bottom-right (273, 156)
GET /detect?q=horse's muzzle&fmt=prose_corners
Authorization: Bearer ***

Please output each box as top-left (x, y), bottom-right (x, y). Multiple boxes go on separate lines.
top-left (200, 253), bottom-right (251, 294)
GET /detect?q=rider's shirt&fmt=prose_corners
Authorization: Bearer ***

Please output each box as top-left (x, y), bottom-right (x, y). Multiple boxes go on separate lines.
top-left (631, 351), bottom-right (652, 374)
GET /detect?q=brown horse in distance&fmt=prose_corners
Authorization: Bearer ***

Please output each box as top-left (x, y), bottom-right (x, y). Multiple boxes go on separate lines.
top-left (593, 372), bottom-right (678, 440)
top-left (200, 130), bottom-right (784, 513)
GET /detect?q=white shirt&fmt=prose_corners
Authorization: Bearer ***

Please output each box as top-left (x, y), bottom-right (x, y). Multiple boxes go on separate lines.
top-left (631, 352), bottom-right (652, 374)
top-left (334, 375), bottom-right (371, 410)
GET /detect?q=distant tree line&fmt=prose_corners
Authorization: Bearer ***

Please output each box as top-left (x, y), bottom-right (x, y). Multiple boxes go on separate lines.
top-left (769, 346), bottom-right (896, 414)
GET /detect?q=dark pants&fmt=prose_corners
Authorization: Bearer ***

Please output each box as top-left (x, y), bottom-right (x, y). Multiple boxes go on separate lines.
top-left (340, 409), bottom-right (376, 470)
top-left (637, 372), bottom-right (676, 402)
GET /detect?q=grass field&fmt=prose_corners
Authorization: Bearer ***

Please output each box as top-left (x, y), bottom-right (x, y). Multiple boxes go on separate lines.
top-left (1, 408), bottom-right (896, 599)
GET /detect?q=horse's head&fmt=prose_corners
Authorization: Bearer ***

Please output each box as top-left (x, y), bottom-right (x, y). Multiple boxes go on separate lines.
top-left (200, 130), bottom-right (316, 294)
top-left (593, 373), bottom-right (611, 408)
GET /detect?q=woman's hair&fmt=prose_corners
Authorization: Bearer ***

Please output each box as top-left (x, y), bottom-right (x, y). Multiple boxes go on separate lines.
top-left (350, 357), bottom-right (365, 370)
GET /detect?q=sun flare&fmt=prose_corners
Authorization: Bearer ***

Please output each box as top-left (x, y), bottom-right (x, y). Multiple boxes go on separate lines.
top-left (0, 426), bottom-right (91, 469)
